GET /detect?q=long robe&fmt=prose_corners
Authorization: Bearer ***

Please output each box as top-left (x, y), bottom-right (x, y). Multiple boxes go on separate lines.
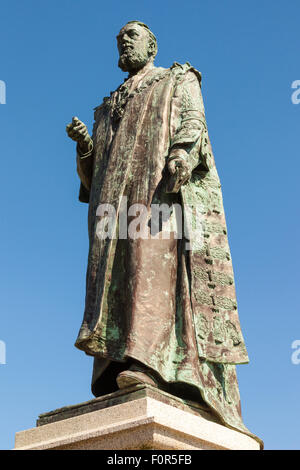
top-left (75, 62), bottom-right (262, 447)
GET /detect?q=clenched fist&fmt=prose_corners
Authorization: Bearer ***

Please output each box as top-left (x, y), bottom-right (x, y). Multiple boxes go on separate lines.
top-left (166, 155), bottom-right (192, 193)
top-left (66, 116), bottom-right (93, 154)
top-left (168, 156), bottom-right (191, 185)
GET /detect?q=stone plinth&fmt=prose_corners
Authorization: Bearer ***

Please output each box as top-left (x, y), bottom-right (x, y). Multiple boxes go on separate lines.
top-left (14, 385), bottom-right (260, 450)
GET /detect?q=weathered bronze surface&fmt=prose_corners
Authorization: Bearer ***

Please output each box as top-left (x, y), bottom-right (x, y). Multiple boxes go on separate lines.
top-left (66, 21), bottom-right (262, 447)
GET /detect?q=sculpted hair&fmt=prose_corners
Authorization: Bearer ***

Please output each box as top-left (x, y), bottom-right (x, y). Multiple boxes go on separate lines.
top-left (124, 21), bottom-right (158, 58)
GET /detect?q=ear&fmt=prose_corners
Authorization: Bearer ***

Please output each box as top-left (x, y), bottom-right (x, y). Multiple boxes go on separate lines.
top-left (148, 41), bottom-right (155, 56)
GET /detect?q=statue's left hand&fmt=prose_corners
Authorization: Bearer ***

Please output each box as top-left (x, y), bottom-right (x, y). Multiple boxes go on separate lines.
top-left (167, 157), bottom-right (191, 186)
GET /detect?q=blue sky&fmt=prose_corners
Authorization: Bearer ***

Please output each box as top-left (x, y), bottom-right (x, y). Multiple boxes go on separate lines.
top-left (0, 0), bottom-right (299, 450)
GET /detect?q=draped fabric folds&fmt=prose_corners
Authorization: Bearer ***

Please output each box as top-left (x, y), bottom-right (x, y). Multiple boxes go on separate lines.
top-left (75, 62), bottom-right (262, 447)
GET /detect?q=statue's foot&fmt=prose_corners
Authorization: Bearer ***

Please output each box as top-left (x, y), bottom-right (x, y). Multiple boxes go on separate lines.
top-left (116, 367), bottom-right (158, 389)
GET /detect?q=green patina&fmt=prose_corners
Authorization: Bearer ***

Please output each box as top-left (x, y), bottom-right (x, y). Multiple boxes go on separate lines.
top-left (66, 20), bottom-right (262, 448)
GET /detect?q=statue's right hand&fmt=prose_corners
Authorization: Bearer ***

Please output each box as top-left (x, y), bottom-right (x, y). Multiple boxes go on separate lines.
top-left (66, 116), bottom-right (92, 153)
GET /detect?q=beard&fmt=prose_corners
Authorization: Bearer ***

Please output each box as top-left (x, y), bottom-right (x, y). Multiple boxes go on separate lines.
top-left (118, 48), bottom-right (150, 73)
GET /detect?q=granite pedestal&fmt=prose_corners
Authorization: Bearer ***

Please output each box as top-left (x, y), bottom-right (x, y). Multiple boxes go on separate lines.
top-left (14, 384), bottom-right (260, 450)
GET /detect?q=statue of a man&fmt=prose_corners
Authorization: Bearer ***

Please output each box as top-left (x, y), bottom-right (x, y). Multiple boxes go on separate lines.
top-left (66, 21), bottom-right (258, 443)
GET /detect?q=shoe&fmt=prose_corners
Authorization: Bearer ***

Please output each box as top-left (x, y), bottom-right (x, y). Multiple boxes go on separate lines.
top-left (116, 368), bottom-right (158, 389)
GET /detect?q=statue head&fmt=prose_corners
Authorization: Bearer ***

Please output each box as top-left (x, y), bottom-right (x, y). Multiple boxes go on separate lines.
top-left (117, 21), bottom-right (157, 74)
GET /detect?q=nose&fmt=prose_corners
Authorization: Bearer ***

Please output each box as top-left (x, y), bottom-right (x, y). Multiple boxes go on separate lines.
top-left (122, 34), bottom-right (132, 46)
top-left (117, 32), bottom-right (134, 53)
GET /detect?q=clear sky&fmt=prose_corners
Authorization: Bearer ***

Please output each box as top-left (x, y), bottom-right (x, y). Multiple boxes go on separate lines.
top-left (1, 0), bottom-right (299, 450)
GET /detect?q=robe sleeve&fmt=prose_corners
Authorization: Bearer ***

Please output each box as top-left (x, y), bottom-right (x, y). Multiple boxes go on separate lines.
top-left (77, 142), bottom-right (94, 203)
top-left (77, 102), bottom-right (108, 203)
top-left (169, 66), bottom-right (208, 171)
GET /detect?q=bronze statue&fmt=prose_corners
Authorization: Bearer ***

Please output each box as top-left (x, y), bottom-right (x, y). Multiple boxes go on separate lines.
top-left (66, 21), bottom-right (260, 444)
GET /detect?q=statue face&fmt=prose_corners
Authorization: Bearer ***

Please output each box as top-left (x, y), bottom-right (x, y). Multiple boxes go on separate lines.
top-left (117, 23), bottom-right (153, 73)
